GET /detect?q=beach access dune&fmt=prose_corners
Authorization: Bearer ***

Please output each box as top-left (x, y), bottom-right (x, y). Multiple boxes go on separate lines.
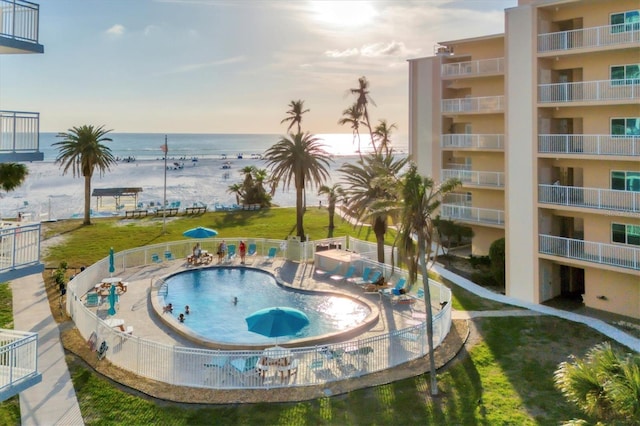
top-left (3, 156), bottom-right (359, 221)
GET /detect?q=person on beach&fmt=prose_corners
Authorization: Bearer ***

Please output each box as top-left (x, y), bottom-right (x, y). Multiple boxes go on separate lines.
top-left (239, 241), bottom-right (246, 264)
top-left (217, 240), bottom-right (227, 262)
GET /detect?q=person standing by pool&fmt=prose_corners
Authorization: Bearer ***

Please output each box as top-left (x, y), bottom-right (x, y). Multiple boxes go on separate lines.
top-left (239, 241), bottom-right (246, 264)
top-left (217, 240), bottom-right (227, 262)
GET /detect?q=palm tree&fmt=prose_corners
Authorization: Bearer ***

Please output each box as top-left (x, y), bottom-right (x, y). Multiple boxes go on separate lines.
top-left (338, 103), bottom-right (364, 156)
top-left (339, 151), bottom-right (408, 263)
top-left (373, 119), bottom-right (397, 155)
top-left (348, 76), bottom-right (377, 153)
top-left (394, 164), bottom-right (460, 396)
top-left (318, 183), bottom-right (343, 237)
top-left (227, 183), bottom-right (243, 205)
top-left (264, 132), bottom-right (332, 241)
top-left (54, 125), bottom-right (116, 225)
top-left (0, 163), bottom-right (28, 192)
top-left (280, 100), bottom-right (309, 135)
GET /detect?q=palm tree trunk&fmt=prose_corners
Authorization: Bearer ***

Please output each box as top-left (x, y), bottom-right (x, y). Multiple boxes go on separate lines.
top-left (296, 184), bottom-right (305, 241)
top-left (84, 175), bottom-right (92, 225)
top-left (419, 235), bottom-right (438, 396)
top-left (374, 217), bottom-right (386, 264)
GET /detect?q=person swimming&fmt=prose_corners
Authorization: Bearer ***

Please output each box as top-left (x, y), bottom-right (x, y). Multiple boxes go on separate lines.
top-left (185, 305), bottom-right (190, 315)
top-left (232, 297), bottom-right (238, 305)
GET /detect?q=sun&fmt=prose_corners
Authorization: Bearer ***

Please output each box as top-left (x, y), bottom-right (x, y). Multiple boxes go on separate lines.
top-left (310, 0), bottom-right (377, 28)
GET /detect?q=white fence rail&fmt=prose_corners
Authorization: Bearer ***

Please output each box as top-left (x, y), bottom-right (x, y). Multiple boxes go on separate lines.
top-left (539, 235), bottom-right (640, 271)
top-left (441, 58), bottom-right (504, 77)
top-left (67, 238), bottom-right (452, 390)
top-left (538, 23), bottom-right (640, 52)
top-left (0, 329), bottom-right (40, 401)
top-left (441, 134), bottom-right (504, 150)
top-left (440, 204), bottom-right (505, 226)
top-left (442, 169), bottom-right (505, 187)
top-left (538, 134), bottom-right (640, 156)
top-left (539, 184), bottom-right (640, 213)
top-left (0, 0), bottom-right (40, 44)
top-left (442, 96), bottom-right (504, 113)
top-left (538, 80), bottom-right (639, 103)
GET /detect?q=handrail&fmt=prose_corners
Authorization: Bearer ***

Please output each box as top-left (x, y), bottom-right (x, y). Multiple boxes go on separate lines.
top-left (539, 234), bottom-right (639, 271)
top-left (442, 96), bottom-right (504, 113)
top-left (538, 23), bottom-right (640, 53)
top-left (538, 134), bottom-right (639, 156)
top-left (538, 79), bottom-right (638, 103)
top-left (0, 0), bottom-right (40, 44)
top-left (539, 184), bottom-right (639, 213)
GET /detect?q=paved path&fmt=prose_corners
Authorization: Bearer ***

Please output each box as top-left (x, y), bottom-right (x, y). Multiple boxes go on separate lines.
top-left (12, 274), bottom-right (84, 426)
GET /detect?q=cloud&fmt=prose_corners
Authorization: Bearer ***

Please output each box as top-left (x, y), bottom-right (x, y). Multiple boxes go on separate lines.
top-left (325, 41), bottom-right (419, 59)
top-left (106, 24), bottom-right (125, 37)
top-left (144, 25), bottom-right (159, 36)
top-left (160, 55), bottom-right (247, 75)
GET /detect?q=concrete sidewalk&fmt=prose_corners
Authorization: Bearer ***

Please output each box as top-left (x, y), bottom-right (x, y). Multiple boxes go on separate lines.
top-left (12, 273), bottom-right (84, 426)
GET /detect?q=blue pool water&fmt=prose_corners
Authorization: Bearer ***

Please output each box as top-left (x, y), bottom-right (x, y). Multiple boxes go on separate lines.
top-left (160, 267), bottom-right (370, 345)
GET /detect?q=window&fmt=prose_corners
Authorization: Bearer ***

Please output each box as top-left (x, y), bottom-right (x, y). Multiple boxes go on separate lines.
top-left (610, 64), bottom-right (640, 85)
top-left (611, 118), bottom-right (640, 136)
top-left (612, 223), bottom-right (640, 246)
top-left (611, 10), bottom-right (640, 33)
top-left (611, 171), bottom-right (640, 192)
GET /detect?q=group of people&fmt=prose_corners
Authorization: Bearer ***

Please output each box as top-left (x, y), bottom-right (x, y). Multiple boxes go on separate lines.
top-left (163, 303), bottom-right (191, 323)
top-left (215, 240), bottom-right (248, 264)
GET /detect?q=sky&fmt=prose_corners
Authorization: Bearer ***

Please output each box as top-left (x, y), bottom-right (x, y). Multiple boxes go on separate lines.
top-left (0, 0), bottom-right (516, 135)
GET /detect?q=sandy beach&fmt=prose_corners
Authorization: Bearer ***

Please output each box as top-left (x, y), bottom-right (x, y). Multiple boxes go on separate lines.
top-left (2, 155), bottom-right (363, 221)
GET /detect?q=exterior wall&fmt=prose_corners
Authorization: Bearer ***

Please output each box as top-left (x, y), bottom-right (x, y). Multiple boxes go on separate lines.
top-left (471, 226), bottom-right (505, 255)
top-left (540, 0), bottom-right (640, 28)
top-left (585, 268), bottom-right (640, 319)
top-left (472, 190), bottom-right (505, 209)
top-left (443, 37), bottom-right (504, 59)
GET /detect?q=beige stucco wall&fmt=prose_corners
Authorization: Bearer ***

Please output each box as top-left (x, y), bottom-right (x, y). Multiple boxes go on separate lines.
top-left (471, 226), bottom-right (505, 255)
top-left (472, 189), bottom-right (505, 209)
top-left (444, 37), bottom-right (504, 60)
top-left (451, 115), bottom-right (505, 133)
top-left (538, 0), bottom-right (640, 29)
top-left (584, 268), bottom-right (640, 319)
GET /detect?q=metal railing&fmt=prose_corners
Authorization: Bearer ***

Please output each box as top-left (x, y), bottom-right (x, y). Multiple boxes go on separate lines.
top-left (538, 23), bottom-right (640, 53)
top-left (538, 80), bottom-right (639, 103)
top-left (539, 184), bottom-right (640, 213)
top-left (441, 96), bottom-right (504, 113)
top-left (0, 0), bottom-right (39, 44)
top-left (538, 134), bottom-right (640, 156)
top-left (0, 222), bottom-right (41, 274)
top-left (441, 134), bottom-right (504, 150)
top-left (66, 238), bottom-right (452, 390)
top-left (443, 193), bottom-right (472, 207)
top-left (0, 329), bottom-right (40, 401)
top-left (440, 204), bottom-right (505, 226)
top-left (441, 58), bottom-right (504, 77)
top-left (539, 234), bottom-right (640, 271)
top-left (0, 110), bottom-right (39, 152)
top-left (441, 169), bottom-right (504, 187)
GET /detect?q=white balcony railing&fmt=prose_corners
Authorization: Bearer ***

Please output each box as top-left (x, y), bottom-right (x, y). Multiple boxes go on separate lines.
top-left (441, 58), bottom-right (504, 77)
top-left (0, 222), bottom-right (42, 274)
top-left (442, 96), bottom-right (504, 113)
top-left (0, 329), bottom-right (40, 401)
top-left (538, 23), bottom-right (640, 53)
top-left (538, 80), bottom-right (639, 103)
top-left (0, 0), bottom-right (40, 44)
top-left (0, 110), bottom-right (39, 152)
top-left (539, 184), bottom-right (640, 213)
top-left (441, 169), bottom-right (505, 187)
top-left (443, 193), bottom-right (472, 207)
top-left (440, 204), bottom-right (505, 226)
top-left (538, 134), bottom-right (640, 156)
top-left (539, 234), bottom-right (640, 271)
top-left (441, 134), bottom-right (504, 150)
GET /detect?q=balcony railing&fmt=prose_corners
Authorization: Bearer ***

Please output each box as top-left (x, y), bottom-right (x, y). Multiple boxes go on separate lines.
top-left (0, 0), bottom-right (40, 44)
top-left (0, 110), bottom-right (39, 152)
top-left (0, 222), bottom-right (42, 276)
top-left (538, 23), bottom-right (640, 53)
top-left (443, 193), bottom-right (472, 207)
top-left (538, 80), bottom-right (639, 103)
top-left (539, 234), bottom-right (640, 271)
top-left (440, 204), bottom-right (504, 226)
top-left (538, 134), bottom-right (640, 156)
top-left (441, 169), bottom-right (504, 187)
top-left (441, 134), bottom-right (504, 150)
top-left (0, 329), bottom-right (41, 401)
top-left (441, 58), bottom-right (504, 77)
top-left (539, 184), bottom-right (640, 213)
top-left (442, 96), bottom-right (504, 113)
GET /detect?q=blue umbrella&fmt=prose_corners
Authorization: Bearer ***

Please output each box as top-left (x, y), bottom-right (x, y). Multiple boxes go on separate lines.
top-left (182, 227), bottom-right (218, 239)
top-left (245, 307), bottom-right (310, 343)
top-left (109, 247), bottom-right (115, 276)
top-left (107, 284), bottom-right (117, 316)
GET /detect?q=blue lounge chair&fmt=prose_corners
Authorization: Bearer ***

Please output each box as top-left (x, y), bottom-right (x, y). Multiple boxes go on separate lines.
top-left (164, 250), bottom-right (175, 261)
top-left (314, 263), bottom-right (342, 279)
top-left (347, 267), bottom-right (372, 285)
top-left (380, 277), bottom-right (408, 297)
top-left (85, 292), bottom-right (100, 307)
top-left (229, 355), bottom-right (261, 384)
top-left (151, 253), bottom-right (162, 264)
top-left (263, 247), bottom-right (277, 264)
top-left (225, 244), bottom-right (236, 262)
top-left (330, 265), bottom-right (356, 282)
top-left (247, 243), bottom-right (257, 256)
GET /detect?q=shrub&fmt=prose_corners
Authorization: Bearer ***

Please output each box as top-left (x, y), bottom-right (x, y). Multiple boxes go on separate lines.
top-left (489, 238), bottom-right (506, 286)
top-left (471, 271), bottom-right (497, 287)
top-left (469, 254), bottom-right (491, 268)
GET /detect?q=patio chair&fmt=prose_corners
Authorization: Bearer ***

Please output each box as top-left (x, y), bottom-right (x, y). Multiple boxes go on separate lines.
top-left (85, 292), bottom-right (100, 307)
top-left (277, 358), bottom-right (299, 382)
top-left (151, 253), bottom-right (162, 264)
top-left (247, 243), bottom-right (257, 256)
top-left (164, 250), bottom-right (175, 261)
top-left (314, 263), bottom-right (342, 279)
top-left (263, 247), bottom-right (277, 264)
top-left (347, 267), bottom-right (373, 285)
top-left (380, 277), bottom-right (407, 298)
top-left (225, 244), bottom-right (236, 263)
top-left (330, 265), bottom-right (356, 283)
top-left (229, 355), bottom-right (261, 384)
top-left (356, 270), bottom-right (382, 287)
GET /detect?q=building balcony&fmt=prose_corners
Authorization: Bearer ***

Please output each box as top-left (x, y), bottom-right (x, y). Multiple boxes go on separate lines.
top-left (0, 110), bottom-right (43, 162)
top-left (440, 204), bottom-right (504, 226)
top-left (0, 222), bottom-right (44, 282)
top-left (539, 234), bottom-right (640, 272)
top-left (441, 58), bottom-right (504, 77)
top-left (538, 80), bottom-right (639, 104)
top-left (538, 134), bottom-right (640, 157)
top-left (0, 0), bottom-right (43, 54)
top-left (441, 96), bottom-right (504, 114)
top-left (539, 184), bottom-right (640, 214)
top-left (441, 134), bottom-right (504, 150)
top-left (441, 169), bottom-right (504, 188)
top-left (0, 329), bottom-right (41, 402)
top-left (538, 23), bottom-right (640, 54)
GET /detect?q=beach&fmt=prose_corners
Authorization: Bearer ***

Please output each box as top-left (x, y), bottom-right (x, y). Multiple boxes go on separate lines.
top-left (3, 155), bottom-right (369, 221)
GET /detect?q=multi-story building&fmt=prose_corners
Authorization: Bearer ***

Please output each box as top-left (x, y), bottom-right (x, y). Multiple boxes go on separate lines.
top-left (0, 0), bottom-right (43, 401)
top-left (409, 0), bottom-right (639, 319)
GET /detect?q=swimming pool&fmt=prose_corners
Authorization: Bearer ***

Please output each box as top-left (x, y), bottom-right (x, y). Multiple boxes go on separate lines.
top-left (159, 267), bottom-right (371, 345)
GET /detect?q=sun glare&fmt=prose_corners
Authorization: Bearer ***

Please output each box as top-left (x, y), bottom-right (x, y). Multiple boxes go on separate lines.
top-left (310, 1), bottom-right (377, 28)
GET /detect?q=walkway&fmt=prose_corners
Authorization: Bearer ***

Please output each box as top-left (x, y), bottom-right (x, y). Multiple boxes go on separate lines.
top-left (12, 273), bottom-right (83, 426)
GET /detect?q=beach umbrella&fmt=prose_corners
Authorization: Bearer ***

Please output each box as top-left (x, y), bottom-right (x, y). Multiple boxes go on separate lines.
top-left (108, 247), bottom-right (115, 276)
top-left (107, 284), bottom-right (117, 316)
top-left (182, 226), bottom-right (218, 239)
top-left (245, 307), bottom-right (309, 344)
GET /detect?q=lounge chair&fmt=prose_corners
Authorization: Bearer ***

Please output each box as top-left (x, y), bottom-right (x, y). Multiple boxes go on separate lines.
top-left (330, 265), bottom-right (356, 283)
top-left (225, 244), bottom-right (236, 263)
top-left (229, 355), bottom-right (261, 384)
top-left (263, 247), bottom-right (277, 264)
top-left (346, 266), bottom-right (371, 285)
top-left (151, 253), bottom-right (162, 264)
top-left (247, 243), bottom-right (257, 256)
top-left (358, 270), bottom-right (382, 287)
top-left (164, 250), bottom-right (175, 261)
top-left (380, 277), bottom-right (408, 298)
top-left (85, 292), bottom-right (100, 307)
top-left (314, 263), bottom-right (342, 279)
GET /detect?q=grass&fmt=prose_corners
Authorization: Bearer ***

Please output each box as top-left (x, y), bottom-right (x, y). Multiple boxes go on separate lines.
top-left (0, 283), bottom-right (21, 426)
